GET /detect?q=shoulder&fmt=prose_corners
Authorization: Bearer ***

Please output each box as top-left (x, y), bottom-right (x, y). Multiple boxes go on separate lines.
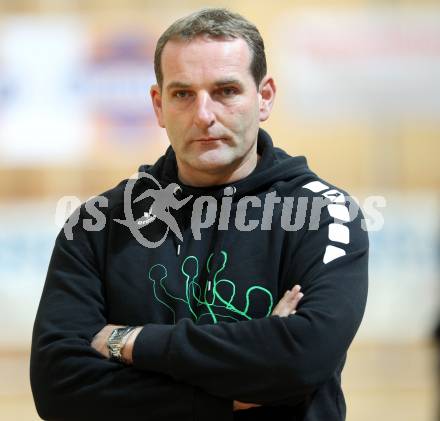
top-left (280, 171), bottom-right (368, 263)
top-left (273, 167), bottom-right (357, 219)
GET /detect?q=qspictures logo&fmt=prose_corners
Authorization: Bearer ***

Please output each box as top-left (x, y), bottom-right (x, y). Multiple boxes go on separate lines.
top-left (114, 174), bottom-right (192, 248)
top-left (55, 172), bottom-right (386, 262)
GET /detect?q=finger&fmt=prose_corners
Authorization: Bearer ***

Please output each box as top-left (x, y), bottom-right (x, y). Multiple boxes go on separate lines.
top-left (272, 291), bottom-right (296, 317)
top-left (233, 400), bottom-right (261, 411)
top-left (282, 293), bottom-right (303, 316)
top-left (271, 290), bottom-right (292, 317)
top-left (290, 284), bottom-right (301, 295)
top-left (272, 286), bottom-right (303, 317)
top-left (271, 290), bottom-right (290, 316)
top-left (289, 292), bottom-right (304, 314)
top-left (289, 290), bottom-right (304, 307)
top-left (281, 285), bottom-right (302, 306)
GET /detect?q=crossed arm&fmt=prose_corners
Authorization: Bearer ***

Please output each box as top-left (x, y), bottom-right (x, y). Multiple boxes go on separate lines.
top-left (31, 204), bottom-right (368, 420)
top-left (30, 227), bottom-right (313, 420)
top-left (91, 286), bottom-right (304, 411)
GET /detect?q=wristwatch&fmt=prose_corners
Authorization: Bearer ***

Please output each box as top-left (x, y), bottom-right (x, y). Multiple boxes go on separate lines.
top-left (107, 326), bottom-right (136, 363)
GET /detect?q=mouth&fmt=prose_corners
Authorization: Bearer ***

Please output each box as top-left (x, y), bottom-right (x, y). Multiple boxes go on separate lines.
top-left (195, 137), bottom-right (224, 142)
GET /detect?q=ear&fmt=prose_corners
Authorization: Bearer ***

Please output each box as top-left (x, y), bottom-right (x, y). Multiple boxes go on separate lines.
top-left (258, 75), bottom-right (276, 122)
top-left (150, 84), bottom-right (165, 128)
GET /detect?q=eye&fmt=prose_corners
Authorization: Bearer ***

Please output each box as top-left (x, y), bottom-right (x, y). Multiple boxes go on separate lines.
top-left (219, 87), bottom-right (238, 97)
top-left (173, 90), bottom-right (191, 99)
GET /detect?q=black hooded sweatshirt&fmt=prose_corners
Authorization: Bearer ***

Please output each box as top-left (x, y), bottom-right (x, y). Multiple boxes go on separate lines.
top-left (30, 128), bottom-right (368, 421)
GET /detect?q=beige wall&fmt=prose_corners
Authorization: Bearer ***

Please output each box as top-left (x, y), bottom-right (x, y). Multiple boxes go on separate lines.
top-left (0, 0), bottom-right (438, 198)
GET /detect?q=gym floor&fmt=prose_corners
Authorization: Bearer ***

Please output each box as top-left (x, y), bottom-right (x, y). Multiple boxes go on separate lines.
top-left (0, 340), bottom-right (437, 421)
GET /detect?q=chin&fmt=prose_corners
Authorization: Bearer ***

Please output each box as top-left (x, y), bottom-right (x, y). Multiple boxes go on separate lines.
top-left (193, 158), bottom-right (232, 173)
top-left (190, 150), bottom-right (235, 171)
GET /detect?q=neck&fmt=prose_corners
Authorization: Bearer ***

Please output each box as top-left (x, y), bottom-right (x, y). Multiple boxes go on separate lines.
top-left (177, 152), bottom-right (261, 187)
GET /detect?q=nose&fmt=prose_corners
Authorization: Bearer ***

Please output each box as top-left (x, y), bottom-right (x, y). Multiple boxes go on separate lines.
top-left (193, 92), bottom-right (215, 129)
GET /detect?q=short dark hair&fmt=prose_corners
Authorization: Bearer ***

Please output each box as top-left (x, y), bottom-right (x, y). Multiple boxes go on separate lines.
top-left (154, 8), bottom-right (267, 89)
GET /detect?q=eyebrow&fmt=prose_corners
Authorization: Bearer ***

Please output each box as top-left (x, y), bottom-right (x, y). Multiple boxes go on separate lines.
top-left (166, 81), bottom-right (191, 91)
top-left (214, 78), bottom-right (243, 87)
top-left (165, 79), bottom-right (243, 91)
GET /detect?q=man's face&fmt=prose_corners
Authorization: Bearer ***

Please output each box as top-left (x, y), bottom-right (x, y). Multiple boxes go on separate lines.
top-left (150, 35), bottom-right (275, 183)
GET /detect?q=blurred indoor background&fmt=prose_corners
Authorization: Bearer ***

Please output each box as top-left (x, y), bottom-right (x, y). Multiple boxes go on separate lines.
top-left (0, 0), bottom-right (439, 420)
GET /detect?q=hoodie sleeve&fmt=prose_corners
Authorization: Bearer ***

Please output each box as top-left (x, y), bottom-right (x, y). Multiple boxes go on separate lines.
top-left (131, 194), bottom-right (369, 406)
top-left (30, 207), bottom-right (232, 421)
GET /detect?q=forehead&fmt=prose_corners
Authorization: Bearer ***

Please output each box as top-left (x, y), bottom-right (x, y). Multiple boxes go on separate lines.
top-left (161, 36), bottom-right (253, 87)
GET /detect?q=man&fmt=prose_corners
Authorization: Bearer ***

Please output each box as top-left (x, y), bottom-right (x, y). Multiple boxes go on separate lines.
top-left (30, 8), bottom-right (368, 421)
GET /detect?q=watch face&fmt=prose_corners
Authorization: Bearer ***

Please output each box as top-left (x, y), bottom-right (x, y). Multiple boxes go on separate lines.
top-left (107, 327), bottom-right (134, 361)
top-left (108, 329), bottom-right (123, 358)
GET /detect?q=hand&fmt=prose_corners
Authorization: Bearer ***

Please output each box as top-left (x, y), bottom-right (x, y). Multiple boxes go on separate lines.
top-left (271, 284), bottom-right (304, 317)
top-left (91, 324), bottom-right (142, 364)
top-left (233, 400), bottom-right (261, 411)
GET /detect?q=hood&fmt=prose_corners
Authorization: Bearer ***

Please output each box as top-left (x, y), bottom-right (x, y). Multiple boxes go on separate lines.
top-left (133, 128), bottom-right (314, 263)
top-left (138, 128), bottom-right (310, 199)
